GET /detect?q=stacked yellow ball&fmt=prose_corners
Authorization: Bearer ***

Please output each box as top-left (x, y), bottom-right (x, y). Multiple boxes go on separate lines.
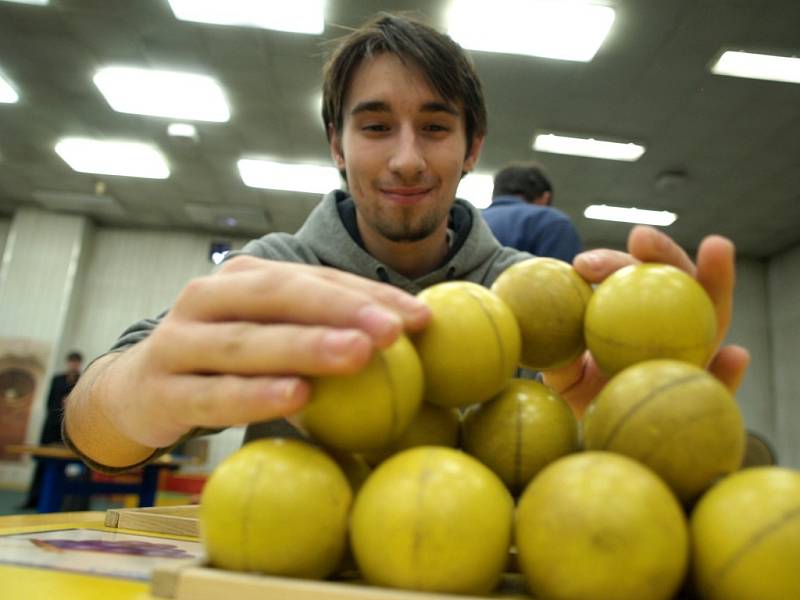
top-left (198, 260), bottom-right (797, 600)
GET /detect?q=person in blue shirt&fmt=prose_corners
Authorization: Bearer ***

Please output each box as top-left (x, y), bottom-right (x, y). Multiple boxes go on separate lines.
top-left (483, 162), bottom-right (581, 262)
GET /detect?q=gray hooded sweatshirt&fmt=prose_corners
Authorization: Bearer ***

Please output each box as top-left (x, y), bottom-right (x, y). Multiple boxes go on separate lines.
top-left (70, 190), bottom-right (531, 471)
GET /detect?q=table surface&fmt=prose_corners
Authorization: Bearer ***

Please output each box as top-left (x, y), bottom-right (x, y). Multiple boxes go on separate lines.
top-left (5, 444), bottom-right (192, 466)
top-left (0, 510), bottom-right (195, 600)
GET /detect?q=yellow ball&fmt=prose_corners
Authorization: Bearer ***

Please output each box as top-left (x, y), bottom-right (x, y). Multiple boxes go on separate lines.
top-left (414, 281), bottom-right (520, 407)
top-left (462, 378), bottom-right (579, 494)
top-left (583, 359), bottom-right (745, 503)
top-left (199, 438), bottom-right (351, 578)
top-left (492, 257), bottom-right (592, 369)
top-left (351, 446), bottom-right (513, 595)
top-left (584, 263), bottom-right (717, 376)
top-left (301, 333), bottom-right (423, 451)
top-left (691, 467), bottom-right (800, 600)
top-left (360, 402), bottom-right (460, 466)
top-left (516, 452), bottom-right (688, 600)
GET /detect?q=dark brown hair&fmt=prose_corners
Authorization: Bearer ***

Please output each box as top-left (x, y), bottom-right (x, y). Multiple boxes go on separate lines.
top-left (322, 13), bottom-right (487, 158)
top-left (492, 162), bottom-right (554, 204)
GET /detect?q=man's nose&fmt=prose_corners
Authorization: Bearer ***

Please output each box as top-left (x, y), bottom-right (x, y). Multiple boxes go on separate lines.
top-left (388, 127), bottom-right (426, 178)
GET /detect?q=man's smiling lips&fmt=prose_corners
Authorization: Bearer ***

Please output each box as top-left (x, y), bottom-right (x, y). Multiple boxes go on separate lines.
top-left (380, 186), bottom-right (433, 205)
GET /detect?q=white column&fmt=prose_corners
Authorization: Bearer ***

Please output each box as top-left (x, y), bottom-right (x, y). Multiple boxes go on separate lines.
top-left (0, 208), bottom-right (92, 487)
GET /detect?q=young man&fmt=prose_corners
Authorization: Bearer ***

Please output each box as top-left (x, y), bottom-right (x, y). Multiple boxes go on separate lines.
top-left (483, 162), bottom-right (582, 263)
top-left (63, 14), bottom-right (748, 472)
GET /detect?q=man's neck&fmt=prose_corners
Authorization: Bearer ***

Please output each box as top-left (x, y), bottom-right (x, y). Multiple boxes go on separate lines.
top-left (359, 222), bottom-right (450, 280)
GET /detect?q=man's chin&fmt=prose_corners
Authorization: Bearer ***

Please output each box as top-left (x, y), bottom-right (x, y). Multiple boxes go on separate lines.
top-left (378, 223), bottom-right (439, 243)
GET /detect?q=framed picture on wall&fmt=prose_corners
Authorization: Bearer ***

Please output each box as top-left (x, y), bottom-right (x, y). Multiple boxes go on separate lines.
top-left (0, 337), bottom-right (50, 462)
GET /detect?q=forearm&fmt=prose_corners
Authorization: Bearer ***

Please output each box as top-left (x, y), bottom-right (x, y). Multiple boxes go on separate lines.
top-left (63, 351), bottom-right (158, 470)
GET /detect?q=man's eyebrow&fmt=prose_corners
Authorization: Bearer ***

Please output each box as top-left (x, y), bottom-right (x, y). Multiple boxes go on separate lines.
top-left (349, 100), bottom-right (460, 117)
top-left (421, 101), bottom-right (459, 117)
top-left (350, 100), bottom-right (390, 116)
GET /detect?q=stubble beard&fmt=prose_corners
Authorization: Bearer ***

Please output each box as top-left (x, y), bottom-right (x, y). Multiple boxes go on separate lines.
top-left (371, 204), bottom-right (448, 243)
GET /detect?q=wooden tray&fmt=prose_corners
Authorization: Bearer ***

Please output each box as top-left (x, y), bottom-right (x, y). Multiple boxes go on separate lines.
top-left (104, 505), bottom-right (200, 538)
top-left (151, 560), bottom-right (530, 600)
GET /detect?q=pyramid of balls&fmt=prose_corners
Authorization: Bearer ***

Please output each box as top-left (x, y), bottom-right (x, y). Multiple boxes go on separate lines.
top-left (201, 257), bottom-right (799, 600)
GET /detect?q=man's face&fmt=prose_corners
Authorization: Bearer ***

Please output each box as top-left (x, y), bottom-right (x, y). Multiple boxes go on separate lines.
top-left (66, 359), bottom-right (81, 375)
top-left (330, 53), bottom-right (483, 244)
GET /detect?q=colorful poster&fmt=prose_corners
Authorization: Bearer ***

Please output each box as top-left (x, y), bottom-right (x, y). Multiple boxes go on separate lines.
top-left (0, 528), bottom-right (203, 580)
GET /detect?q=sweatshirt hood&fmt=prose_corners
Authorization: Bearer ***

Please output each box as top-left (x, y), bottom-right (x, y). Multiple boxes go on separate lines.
top-left (294, 190), bottom-right (505, 293)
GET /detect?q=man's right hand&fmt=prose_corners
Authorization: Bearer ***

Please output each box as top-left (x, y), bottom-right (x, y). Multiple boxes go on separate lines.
top-left (64, 257), bottom-right (431, 467)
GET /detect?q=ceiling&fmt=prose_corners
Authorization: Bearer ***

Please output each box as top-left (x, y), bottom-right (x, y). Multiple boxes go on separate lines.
top-left (0, 0), bottom-right (799, 258)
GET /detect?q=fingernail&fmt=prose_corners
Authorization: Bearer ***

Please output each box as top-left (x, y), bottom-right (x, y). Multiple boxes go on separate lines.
top-left (323, 329), bottom-right (364, 360)
top-left (273, 378), bottom-right (301, 403)
top-left (357, 304), bottom-right (401, 340)
top-left (396, 292), bottom-right (426, 312)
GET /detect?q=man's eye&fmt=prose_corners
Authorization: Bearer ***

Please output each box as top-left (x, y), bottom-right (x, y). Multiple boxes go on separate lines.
top-left (425, 124), bottom-right (450, 132)
top-left (363, 124), bottom-right (389, 132)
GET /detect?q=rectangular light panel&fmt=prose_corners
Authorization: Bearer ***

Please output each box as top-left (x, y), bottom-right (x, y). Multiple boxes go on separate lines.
top-left (456, 173), bottom-right (494, 208)
top-left (0, 73), bottom-right (18, 103)
top-left (167, 0), bottom-right (325, 34)
top-left (94, 66), bottom-right (230, 122)
top-left (534, 133), bottom-right (645, 161)
top-left (711, 50), bottom-right (800, 85)
top-left (238, 159), bottom-right (341, 194)
top-left (55, 138), bottom-right (170, 179)
top-left (447, 0), bottom-right (614, 62)
top-left (0, 0), bottom-right (49, 5)
top-left (584, 204), bottom-right (677, 226)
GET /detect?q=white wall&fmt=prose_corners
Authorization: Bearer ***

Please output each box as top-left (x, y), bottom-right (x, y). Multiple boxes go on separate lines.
top-left (767, 244), bottom-right (800, 468)
top-left (725, 259), bottom-right (774, 441)
top-left (0, 217), bottom-right (10, 258)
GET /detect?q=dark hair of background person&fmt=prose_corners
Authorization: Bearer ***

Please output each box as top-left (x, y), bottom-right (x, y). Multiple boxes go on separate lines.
top-left (321, 12), bottom-right (488, 180)
top-left (66, 351), bottom-right (82, 363)
top-left (492, 162), bottom-right (554, 205)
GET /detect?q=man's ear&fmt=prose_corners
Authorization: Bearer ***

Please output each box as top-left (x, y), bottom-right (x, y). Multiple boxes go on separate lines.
top-left (463, 134), bottom-right (485, 173)
top-left (534, 191), bottom-right (553, 206)
top-left (328, 125), bottom-right (346, 171)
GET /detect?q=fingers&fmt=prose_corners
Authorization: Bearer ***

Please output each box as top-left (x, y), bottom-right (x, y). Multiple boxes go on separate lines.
top-left (127, 374), bottom-right (312, 447)
top-left (172, 374), bottom-right (310, 432)
top-left (156, 321), bottom-right (374, 376)
top-left (176, 258), bottom-right (430, 347)
top-left (573, 249), bottom-right (637, 284)
top-left (708, 345), bottom-right (750, 393)
top-left (542, 352), bottom-right (609, 419)
top-left (573, 226), bottom-right (697, 285)
top-left (627, 225), bottom-right (696, 275)
top-left (695, 235), bottom-right (736, 346)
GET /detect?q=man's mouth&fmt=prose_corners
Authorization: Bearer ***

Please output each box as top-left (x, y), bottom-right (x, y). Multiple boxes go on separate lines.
top-left (380, 187), bottom-right (432, 205)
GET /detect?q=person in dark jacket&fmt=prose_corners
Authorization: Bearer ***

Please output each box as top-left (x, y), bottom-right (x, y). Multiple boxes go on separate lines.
top-left (483, 162), bottom-right (581, 263)
top-left (19, 351), bottom-right (82, 509)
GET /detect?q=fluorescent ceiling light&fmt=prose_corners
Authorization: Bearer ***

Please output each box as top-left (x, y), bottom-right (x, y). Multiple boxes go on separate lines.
top-left (167, 0), bottom-right (325, 34)
top-left (55, 138), bottom-right (170, 179)
top-left (457, 173), bottom-right (494, 208)
top-left (711, 50), bottom-right (800, 85)
top-left (94, 66), bottom-right (230, 122)
top-left (584, 204), bottom-right (677, 227)
top-left (238, 159), bottom-right (340, 194)
top-left (167, 122), bottom-right (198, 139)
top-left (534, 133), bottom-right (645, 161)
top-left (0, 0), bottom-right (49, 5)
top-left (0, 73), bottom-right (18, 103)
top-left (447, 0), bottom-right (614, 62)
